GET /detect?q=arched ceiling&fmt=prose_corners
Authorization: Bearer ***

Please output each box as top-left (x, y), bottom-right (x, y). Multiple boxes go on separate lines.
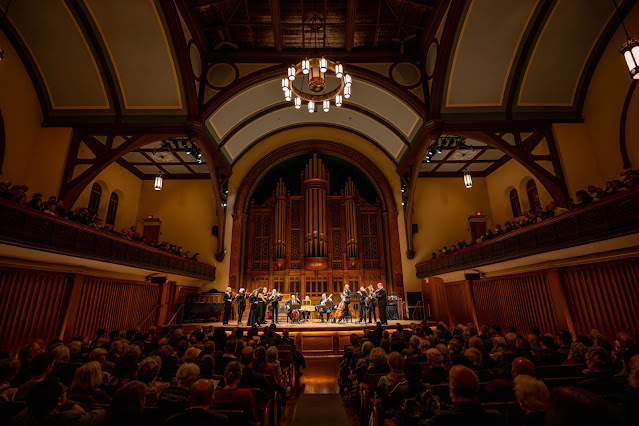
top-left (0, 0), bottom-right (636, 174)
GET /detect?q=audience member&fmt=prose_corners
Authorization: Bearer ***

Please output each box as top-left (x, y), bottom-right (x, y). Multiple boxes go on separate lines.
top-left (163, 379), bottom-right (229, 426)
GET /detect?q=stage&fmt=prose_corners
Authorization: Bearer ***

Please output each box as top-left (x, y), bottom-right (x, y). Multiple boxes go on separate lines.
top-left (178, 319), bottom-right (420, 355)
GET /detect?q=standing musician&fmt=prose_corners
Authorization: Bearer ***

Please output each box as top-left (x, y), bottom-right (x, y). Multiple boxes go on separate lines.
top-left (367, 284), bottom-right (378, 324)
top-left (317, 293), bottom-right (333, 323)
top-left (222, 287), bottom-right (233, 325)
top-left (337, 284), bottom-right (351, 323)
top-left (286, 294), bottom-right (301, 324)
top-left (358, 287), bottom-right (368, 323)
top-left (235, 288), bottom-right (246, 326)
top-left (268, 289), bottom-right (282, 324)
top-left (257, 287), bottom-right (268, 325)
top-left (376, 282), bottom-right (388, 325)
top-left (247, 288), bottom-right (259, 326)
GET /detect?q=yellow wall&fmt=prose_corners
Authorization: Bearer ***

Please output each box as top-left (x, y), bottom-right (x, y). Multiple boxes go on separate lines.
top-left (552, 123), bottom-right (604, 195)
top-left (74, 163), bottom-right (142, 232)
top-left (0, 31), bottom-right (71, 195)
top-left (485, 159), bottom-right (553, 228)
top-left (581, 3), bottom-right (639, 178)
top-left (411, 177), bottom-right (493, 261)
top-left (136, 179), bottom-right (218, 267)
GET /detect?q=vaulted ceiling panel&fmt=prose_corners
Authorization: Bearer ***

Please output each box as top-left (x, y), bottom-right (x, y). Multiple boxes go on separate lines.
top-left (84, 0), bottom-right (183, 110)
top-left (445, 0), bottom-right (538, 107)
top-left (5, 0), bottom-right (109, 109)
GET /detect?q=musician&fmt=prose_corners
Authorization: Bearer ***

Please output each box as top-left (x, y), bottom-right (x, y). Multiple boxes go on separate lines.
top-left (235, 288), bottom-right (247, 326)
top-left (222, 287), bottom-right (233, 325)
top-left (317, 293), bottom-right (333, 323)
top-left (367, 284), bottom-right (378, 324)
top-left (337, 284), bottom-right (351, 323)
top-left (257, 287), bottom-right (268, 325)
top-left (269, 289), bottom-right (282, 324)
top-left (302, 295), bottom-right (311, 321)
top-left (247, 289), bottom-right (259, 326)
top-left (285, 294), bottom-right (301, 324)
top-left (376, 282), bottom-right (388, 325)
top-left (358, 286), bottom-right (368, 323)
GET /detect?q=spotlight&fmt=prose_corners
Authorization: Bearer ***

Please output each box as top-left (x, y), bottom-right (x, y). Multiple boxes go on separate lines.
top-left (222, 202), bottom-right (227, 207)
top-left (186, 145), bottom-right (191, 155)
top-left (437, 144), bottom-right (443, 154)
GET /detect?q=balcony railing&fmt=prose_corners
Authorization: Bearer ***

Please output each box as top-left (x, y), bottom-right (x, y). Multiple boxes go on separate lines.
top-left (416, 188), bottom-right (639, 278)
top-left (0, 199), bottom-right (215, 281)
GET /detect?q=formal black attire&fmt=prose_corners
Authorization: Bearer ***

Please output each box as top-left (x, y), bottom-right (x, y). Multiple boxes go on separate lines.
top-left (257, 293), bottom-right (267, 325)
top-left (339, 288), bottom-right (351, 322)
top-left (236, 292), bottom-right (246, 325)
top-left (269, 293), bottom-right (282, 324)
top-left (247, 292), bottom-right (258, 326)
top-left (285, 298), bottom-right (301, 323)
top-left (376, 287), bottom-right (388, 325)
top-left (317, 296), bottom-right (332, 322)
top-left (222, 292), bottom-right (233, 325)
top-left (358, 291), bottom-right (367, 323)
top-left (368, 288), bottom-right (378, 323)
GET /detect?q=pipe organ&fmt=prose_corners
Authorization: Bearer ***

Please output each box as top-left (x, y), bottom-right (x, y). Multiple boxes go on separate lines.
top-left (245, 154), bottom-right (386, 299)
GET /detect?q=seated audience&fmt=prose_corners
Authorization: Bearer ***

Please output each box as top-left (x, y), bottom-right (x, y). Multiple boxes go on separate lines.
top-left (0, 358), bottom-right (21, 401)
top-left (213, 361), bottom-right (256, 424)
top-left (158, 362), bottom-right (200, 416)
top-left (164, 379), bottom-right (229, 426)
top-left (100, 381), bottom-right (147, 426)
top-left (14, 353), bottom-right (54, 401)
top-left (545, 386), bottom-right (622, 426)
top-left (514, 374), bottom-right (549, 426)
top-left (68, 361), bottom-right (111, 404)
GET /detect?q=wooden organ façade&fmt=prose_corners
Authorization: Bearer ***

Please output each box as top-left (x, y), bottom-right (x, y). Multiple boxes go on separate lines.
top-left (245, 154), bottom-right (386, 301)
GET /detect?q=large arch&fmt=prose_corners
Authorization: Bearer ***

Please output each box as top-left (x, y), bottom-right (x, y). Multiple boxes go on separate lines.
top-left (228, 140), bottom-right (404, 298)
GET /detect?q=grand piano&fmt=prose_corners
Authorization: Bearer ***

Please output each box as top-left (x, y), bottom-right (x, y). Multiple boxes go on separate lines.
top-left (180, 293), bottom-right (225, 323)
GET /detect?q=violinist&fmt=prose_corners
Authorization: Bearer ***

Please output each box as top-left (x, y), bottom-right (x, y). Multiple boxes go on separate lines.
top-left (358, 286), bottom-right (368, 323)
top-left (235, 288), bottom-right (246, 326)
top-left (376, 282), bottom-right (388, 325)
top-left (257, 287), bottom-right (268, 325)
top-left (269, 289), bottom-right (282, 324)
top-left (286, 294), bottom-right (301, 324)
top-left (247, 288), bottom-right (259, 326)
top-left (367, 284), bottom-right (378, 324)
top-left (222, 287), bottom-right (233, 325)
top-left (317, 293), bottom-right (333, 323)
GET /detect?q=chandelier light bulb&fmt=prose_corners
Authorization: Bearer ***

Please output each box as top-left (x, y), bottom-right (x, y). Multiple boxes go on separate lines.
top-left (463, 170), bottom-right (473, 189)
top-left (344, 73), bottom-right (352, 87)
top-left (284, 88), bottom-right (292, 102)
top-left (323, 100), bottom-right (330, 112)
top-left (319, 57), bottom-right (327, 73)
top-left (154, 173), bottom-right (163, 191)
top-left (335, 62), bottom-right (343, 78)
top-left (621, 38), bottom-right (639, 79)
top-left (282, 78), bottom-right (290, 91)
top-left (308, 101), bottom-right (315, 113)
top-left (302, 58), bottom-right (310, 74)
top-left (335, 94), bottom-right (343, 107)
top-left (294, 97), bottom-right (302, 109)
top-left (288, 65), bottom-right (296, 81)
top-left (344, 85), bottom-right (351, 99)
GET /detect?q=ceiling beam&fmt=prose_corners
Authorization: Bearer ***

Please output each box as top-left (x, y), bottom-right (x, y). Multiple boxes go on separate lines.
top-left (207, 49), bottom-right (422, 63)
top-left (270, 0), bottom-right (284, 51)
top-left (419, 0), bottom-right (450, 54)
top-left (345, 0), bottom-right (357, 52)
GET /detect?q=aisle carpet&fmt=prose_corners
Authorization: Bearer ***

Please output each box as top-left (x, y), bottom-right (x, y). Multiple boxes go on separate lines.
top-left (292, 393), bottom-right (349, 426)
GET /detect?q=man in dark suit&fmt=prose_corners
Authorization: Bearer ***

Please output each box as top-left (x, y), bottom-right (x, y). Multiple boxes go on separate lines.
top-left (164, 379), bottom-right (229, 426)
top-left (339, 284), bottom-right (351, 323)
top-left (235, 288), bottom-right (246, 326)
top-left (222, 287), bottom-right (233, 325)
top-left (357, 287), bottom-right (368, 323)
top-left (367, 284), bottom-right (378, 324)
top-left (238, 347), bottom-right (271, 403)
top-left (376, 282), bottom-right (388, 325)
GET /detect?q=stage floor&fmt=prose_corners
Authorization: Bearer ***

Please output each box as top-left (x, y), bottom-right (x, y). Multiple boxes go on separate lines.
top-left (182, 319), bottom-right (416, 333)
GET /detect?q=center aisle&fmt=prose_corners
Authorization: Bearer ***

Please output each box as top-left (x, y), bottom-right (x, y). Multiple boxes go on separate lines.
top-left (282, 356), bottom-right (359, 426)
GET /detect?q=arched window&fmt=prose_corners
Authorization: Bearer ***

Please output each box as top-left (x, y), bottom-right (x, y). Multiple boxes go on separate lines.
top-left (510, 189), bottom-right (522, 217)
top-left (88, 183), bottom-right (102, 216)
top-left (526, 179), bottom-right (541, 211)
top-left (106, 192), bottom-right (118, 225)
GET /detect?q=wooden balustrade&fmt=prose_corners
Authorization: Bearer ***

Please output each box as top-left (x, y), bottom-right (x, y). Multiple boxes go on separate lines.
top-left (0, 198), bottom-right (215, 281)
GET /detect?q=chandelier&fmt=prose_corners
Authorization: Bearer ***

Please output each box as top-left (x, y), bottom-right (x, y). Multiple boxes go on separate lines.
top-left (613, 0), bottom-right (639, 79)
top-left (281, 12), bottom-right (352, 112)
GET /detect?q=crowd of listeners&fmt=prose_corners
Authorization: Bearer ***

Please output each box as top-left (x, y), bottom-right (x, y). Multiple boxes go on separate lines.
top-left (0, 324), bottom-right (304, 425)
top-left (432, 169), bottom-right (639, 259)
top-left (0, 180), bottom-right (202, 262)
top-left (338, 321), bottom-right (638, 426)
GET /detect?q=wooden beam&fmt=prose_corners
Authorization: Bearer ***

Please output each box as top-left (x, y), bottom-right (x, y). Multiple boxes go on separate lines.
top-left (207, 48), bottom-right (422, 63)
top-left (270, 0), bottom-right (284, 51)
top-left (419, 0), bottom-right (451, 54)
top-left (345, 0), bottom-right (357, 52)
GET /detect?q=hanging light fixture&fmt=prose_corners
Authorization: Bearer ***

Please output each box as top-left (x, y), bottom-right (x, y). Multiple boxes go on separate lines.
top-left (281, 78), bottom-right (289, 91)
top-left (344, 85), bottom-right (351, 98)
top-left (154, 155), bottom-right (164, 191)
top-left (302, 58), bottom-right (310, 74)
top-left (287, 65), bottom-right (296, 81)
top-left (335, 94), bottom-right (343, 107)
top-left (323, 100), bottom-right (330, 112)
top-left (294, 97), bottom-right (302, 109)
top-left (284, 88), bottom-right (292, 102)
top-left (613, 0), bottom-right (639, 79)
top-left (308, 101), bottom-right (315, 113)
top-left (344, 73), bottom-right (352, 87)
top-left (463, 170), bottom-right (472, 189)
top-left (335, 62), bottom-right (343, 78)
top-left (319, 57), bottom-right (327, 73)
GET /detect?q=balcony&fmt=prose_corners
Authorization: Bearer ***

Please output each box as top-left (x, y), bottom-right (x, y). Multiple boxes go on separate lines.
top-left (0, 199), bottom-right (215, 281)
top-left (416, 188), bottom-right (639, 278)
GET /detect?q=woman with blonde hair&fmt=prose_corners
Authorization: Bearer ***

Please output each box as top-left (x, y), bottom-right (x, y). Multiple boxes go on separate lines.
top-left (69, 361), bottom-right (111, 403)
top-left (514, 374), bottom-right (549, 426)
top-left (266, 346), bottom-right (282, 378)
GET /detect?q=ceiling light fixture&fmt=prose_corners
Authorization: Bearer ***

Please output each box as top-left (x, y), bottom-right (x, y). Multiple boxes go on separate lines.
top-left (155, 155), bottom-right (164, 191)
top-left (463, 170), bottom-right (473, 189)
top-left (613, 0), bottom-right (639, 79)
top-left (284, 11), bottom-right (352, 112)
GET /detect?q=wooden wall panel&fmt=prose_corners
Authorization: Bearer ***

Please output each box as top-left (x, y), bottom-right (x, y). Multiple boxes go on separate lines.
top-left (470, 272), bottom-right (562, 335)
top-left (561, 259), bottom-right (639, 338)
top-left (445, 281), bottom-right (474, 326)
top-left (69, 277), bottom-right (159, 338)
top-left (0, 268), bottom-right (70, 353)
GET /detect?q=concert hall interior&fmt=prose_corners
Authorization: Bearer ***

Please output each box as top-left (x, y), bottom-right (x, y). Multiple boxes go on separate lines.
top-left (1, 1), bottom-right (639, 425)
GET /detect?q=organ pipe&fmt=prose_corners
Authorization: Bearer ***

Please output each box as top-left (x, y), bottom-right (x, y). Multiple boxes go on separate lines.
top-left (302, 154), bottom-right (328, 259)
top-left (345, 177), bottom-right (359, 259)
top-left (274, 178), bottom-right (287, 259)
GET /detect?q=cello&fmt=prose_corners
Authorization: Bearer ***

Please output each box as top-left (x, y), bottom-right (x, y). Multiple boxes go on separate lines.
top-left (333, 294), bottom-right (346, 321)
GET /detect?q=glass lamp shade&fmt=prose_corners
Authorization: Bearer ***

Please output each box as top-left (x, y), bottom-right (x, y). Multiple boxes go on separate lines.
top-left (335, 62), bottom-right (343, 78)
top-left (463, 171), bottom-right (472, 189)
top-left (335, 94), bottom-right (343, 107)
top-left (319, 57), bottom-right (327, 73)
top-left (308, 101), bottom-right (315, 113)
top-left (344, 73), bottom-right (352, 87)
top-left (323, 100), bottom-right (330, 112)
top-left (294, 97), bottom-right (302, 109)
top-left (621, 38), bottom-right (639, 79)
top-left (281, 78), bottom-right (289, 91)
top-left (344, 85), bottom-right (351, 98)
top-left (284, 88), bottom-right (292, 101)
top-left (302, 58), bottom-right (310, 74)
top-left (154, 174), bottom-right (163, 191)
top-left (288, 65), bottom-right (296, 81)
